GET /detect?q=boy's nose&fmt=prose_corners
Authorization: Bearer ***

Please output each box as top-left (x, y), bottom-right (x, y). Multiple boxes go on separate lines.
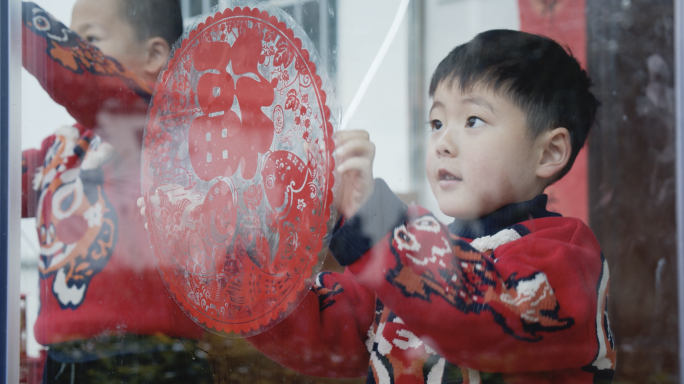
top-left (435, 129), bottom-right (458, 157)
top-left (438, 145), bottom-right (453, 156)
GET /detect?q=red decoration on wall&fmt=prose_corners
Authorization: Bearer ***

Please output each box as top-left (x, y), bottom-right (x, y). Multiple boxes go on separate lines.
top-left (141, 6), bottom-right (336, 336)
top-left (519, 0), bottom-right (589, 224)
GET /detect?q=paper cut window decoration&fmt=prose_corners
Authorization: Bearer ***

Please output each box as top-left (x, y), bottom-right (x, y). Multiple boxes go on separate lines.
top-left (141, 4), bottom-right (336, 336)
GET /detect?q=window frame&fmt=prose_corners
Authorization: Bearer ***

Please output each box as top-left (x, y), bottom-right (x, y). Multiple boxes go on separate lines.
top-left (0, 0), bottom-right (22, 381)
top-left (675, 0), bottom-right (684, 375)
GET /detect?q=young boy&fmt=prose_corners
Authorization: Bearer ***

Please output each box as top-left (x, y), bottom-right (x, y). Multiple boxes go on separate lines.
top-left (248, 30), bottom-right (616, 383)
top-left (22, 1), bottom-right (213, 382)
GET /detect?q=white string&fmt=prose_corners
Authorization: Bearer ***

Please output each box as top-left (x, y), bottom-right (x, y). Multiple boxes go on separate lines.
top-left (340, 0), bottom-right (412, 130)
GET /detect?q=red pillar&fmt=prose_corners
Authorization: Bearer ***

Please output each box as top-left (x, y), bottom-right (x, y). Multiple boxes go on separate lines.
top-left (518, 0), bottom-right (589, 224)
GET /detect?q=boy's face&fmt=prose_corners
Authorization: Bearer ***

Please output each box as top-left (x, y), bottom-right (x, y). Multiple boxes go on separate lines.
top-left (71, 0), bottom-right (147, 79)
top-left (426, 83), bottom-right (546, 220)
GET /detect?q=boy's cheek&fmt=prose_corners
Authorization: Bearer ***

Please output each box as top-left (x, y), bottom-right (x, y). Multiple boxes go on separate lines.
top-left (424, 150), bottom-right (441, 176)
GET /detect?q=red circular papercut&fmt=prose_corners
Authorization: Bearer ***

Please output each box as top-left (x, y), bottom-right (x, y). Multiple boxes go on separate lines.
top-left (141, 6), bottom-right (336, 336)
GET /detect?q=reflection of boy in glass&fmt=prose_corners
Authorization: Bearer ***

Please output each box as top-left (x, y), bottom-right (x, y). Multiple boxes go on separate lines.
top-left (21, 1), bottom-right (213, 382)
top-left (249, 30), bottom-right (617, 383)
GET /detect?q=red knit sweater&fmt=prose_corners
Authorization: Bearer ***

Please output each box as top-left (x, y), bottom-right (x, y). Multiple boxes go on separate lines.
top-left (249, 179), bottom-right (616, 383)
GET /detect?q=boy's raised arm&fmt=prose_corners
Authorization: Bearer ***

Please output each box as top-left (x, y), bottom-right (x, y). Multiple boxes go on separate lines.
top-left (247, 269), bottom-right (375, 378)
top-left (21, 2), bottom-right (151, 129)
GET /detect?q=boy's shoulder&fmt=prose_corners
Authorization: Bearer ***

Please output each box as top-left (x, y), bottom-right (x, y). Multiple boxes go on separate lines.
top-left (401, 204), bottom-right (601, 257)
top-left (508, 215), bottom-right (600, 253)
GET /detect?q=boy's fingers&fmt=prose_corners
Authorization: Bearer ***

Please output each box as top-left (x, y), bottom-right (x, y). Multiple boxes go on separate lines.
top-left (136, 197), bottom-right (145, 208)
top-left (333, 130), bottom-right (369, 143)
top-left (336, 157), bottom-right (373, 175)
top-left (333, 130), bottom-right (369, 147)
top-left (140, 206), bottom-right (146, 216)
top-left (335, 139), bottom-right (375, 163)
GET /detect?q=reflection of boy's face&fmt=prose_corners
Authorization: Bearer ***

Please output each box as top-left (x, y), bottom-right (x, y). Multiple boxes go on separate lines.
top-left (71, 0), bottom-right (146, 79)
top-left (426, 83), bottom-right (544, 220)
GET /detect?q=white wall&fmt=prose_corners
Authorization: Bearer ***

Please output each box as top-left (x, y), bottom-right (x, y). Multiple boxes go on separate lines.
top-left (425, 0), bottom-right (520, 77)
top-left (337, 0), bottom-right (411, 194)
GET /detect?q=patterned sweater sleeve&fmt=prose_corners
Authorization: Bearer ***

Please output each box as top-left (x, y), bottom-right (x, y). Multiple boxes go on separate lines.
top-left (247, 268), bottom-right (375, 378)
top-left (22, 2), bottom-right (151, 129)
top-left (331, 179), bottom-right (616, 374)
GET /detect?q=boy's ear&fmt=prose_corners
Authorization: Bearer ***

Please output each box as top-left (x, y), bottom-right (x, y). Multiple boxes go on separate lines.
top-left (536, 127), bottom-right (571, 180)
top-left (143, 37), bottom-right (171, 80)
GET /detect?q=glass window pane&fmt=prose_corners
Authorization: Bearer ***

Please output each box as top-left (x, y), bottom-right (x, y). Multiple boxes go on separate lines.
top-left (14, 0), bottom-right (681, 382)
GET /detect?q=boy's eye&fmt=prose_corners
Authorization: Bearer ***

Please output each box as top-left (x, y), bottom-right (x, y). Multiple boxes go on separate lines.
top-left (466, 116), bottom-right (485, 128)
top-left (85, 35), bottom-right (100, 44)
top-left (429, 120), bottom-right (443, 131)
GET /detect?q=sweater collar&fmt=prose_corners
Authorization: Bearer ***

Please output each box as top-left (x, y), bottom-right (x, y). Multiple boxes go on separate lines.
top-left (447, 194), bottom-right (560, 239)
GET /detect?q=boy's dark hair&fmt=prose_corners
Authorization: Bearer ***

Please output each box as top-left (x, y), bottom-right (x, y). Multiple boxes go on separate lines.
top-left (119, 0), bottom-right (184, 48)
top-left (429, 29), bottom-right (599, 181)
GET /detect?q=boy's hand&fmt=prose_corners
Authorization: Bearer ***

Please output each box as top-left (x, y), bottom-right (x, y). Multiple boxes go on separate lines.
top-left (333, 130), bottom-right (375, 218)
